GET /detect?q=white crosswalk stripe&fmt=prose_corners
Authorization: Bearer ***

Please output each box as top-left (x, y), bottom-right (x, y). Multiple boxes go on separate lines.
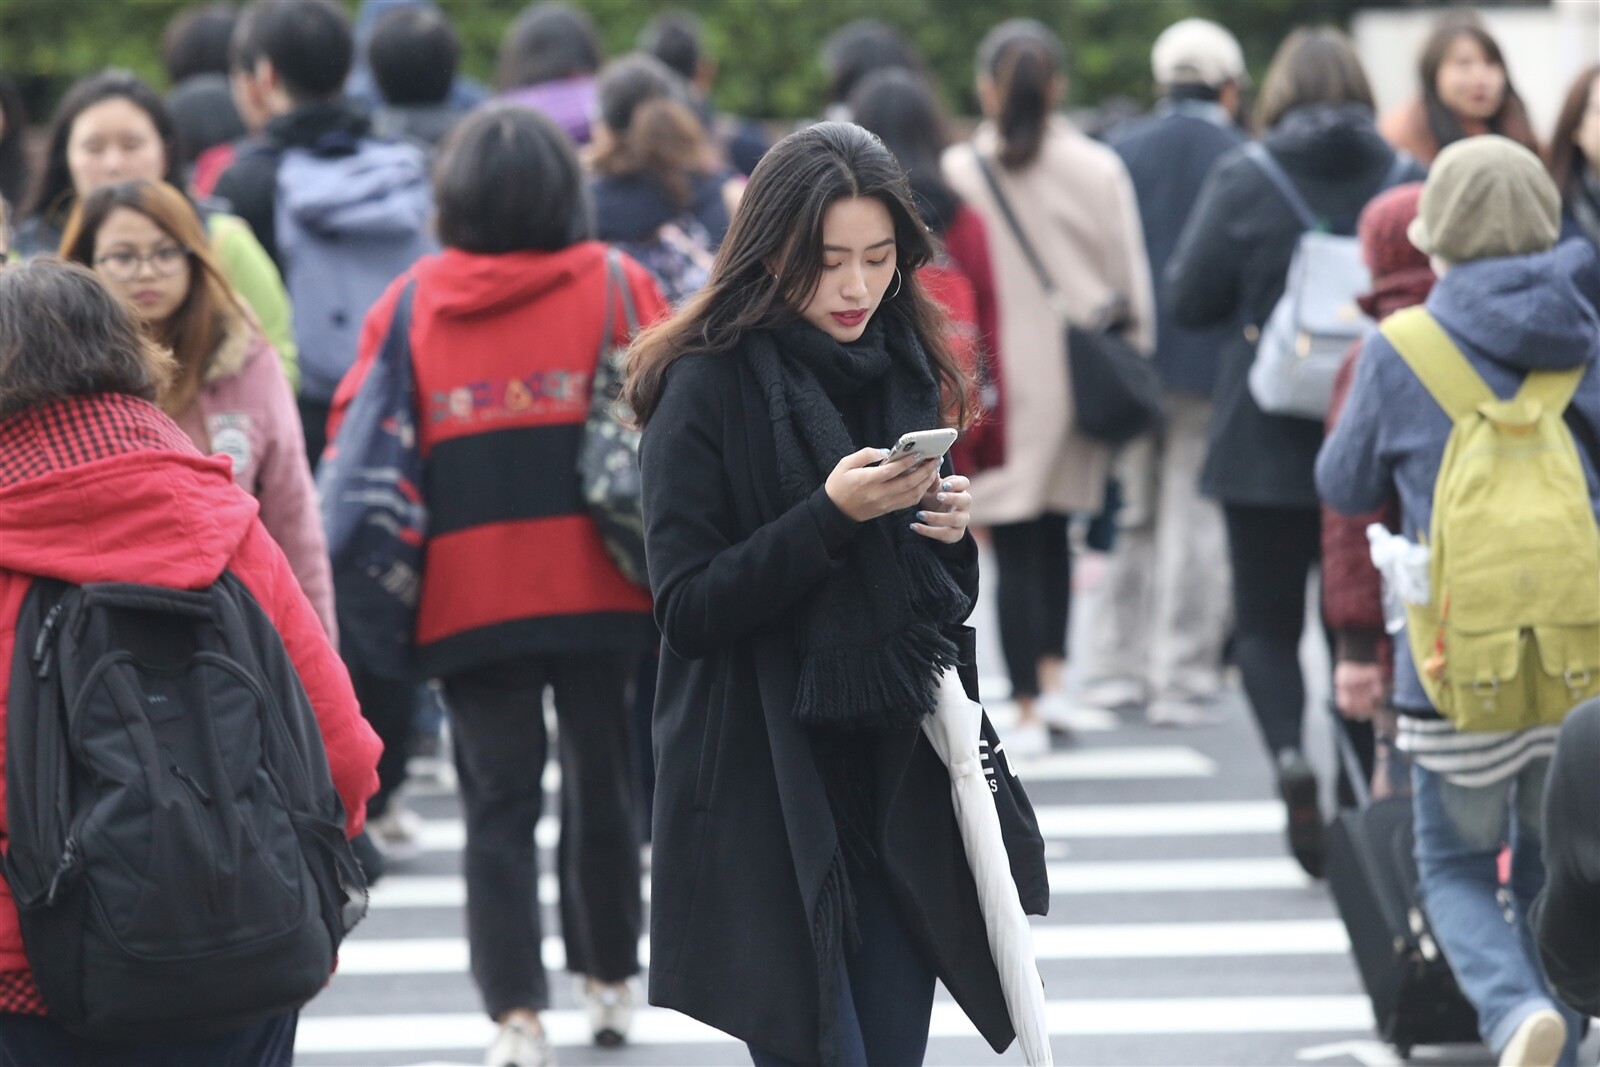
top-left (407, 797), bottom-right (1287, 853)
top-left (333, 919), bottom-right (1350, 975)
top-left (364, 857), bottom-right (1314, 910)
top-left (294, 996), bottom-right (1377, 1055)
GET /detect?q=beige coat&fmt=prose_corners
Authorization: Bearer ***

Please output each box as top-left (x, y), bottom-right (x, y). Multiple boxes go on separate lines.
top-left (944, 117), bottom-right (1155, 526)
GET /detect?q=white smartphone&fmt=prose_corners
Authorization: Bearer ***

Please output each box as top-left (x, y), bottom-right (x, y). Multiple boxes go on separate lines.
top-left (884, 428), bottom-right (959, 463)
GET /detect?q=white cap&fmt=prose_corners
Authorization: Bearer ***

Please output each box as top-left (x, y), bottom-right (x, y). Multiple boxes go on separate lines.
top-left (1151, 18), bottom-right (1247, 89)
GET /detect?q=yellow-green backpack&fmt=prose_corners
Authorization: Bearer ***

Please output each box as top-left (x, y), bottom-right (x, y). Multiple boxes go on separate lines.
top-left (1380, 307), bottom-right (1600, 732)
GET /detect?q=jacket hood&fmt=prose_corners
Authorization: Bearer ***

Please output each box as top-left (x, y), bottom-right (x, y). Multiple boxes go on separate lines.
top-left (592, 172), bottom-right (728, 245)
top-left (277, 144), bottom-right (432, 239)
top-left (0, 432), bottom-right (258, 590)
top-left (1428, 240), bottom-right (1600, 372)
top-left (1266, 103), bottom-right (1392, 178)
top-left (424, 242), bottom-right (607, 319)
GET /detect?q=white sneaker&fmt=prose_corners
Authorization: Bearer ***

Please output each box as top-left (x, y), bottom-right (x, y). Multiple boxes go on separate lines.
top-left (582, 978), bottom-right (636, 1047)
top-left (1147, 697), bottom-right (1228, 728)
top-left (1005, 718), bottom-right (1049, 757)
top-left (1075, 677), bottom-right (1146, 711)
top-left (486, 1017), bottom-right (554, 1067)
top-left (1499, 1008), bottom-right (1566, 1067)
top-left (369, 801), bottom-right (423, 862)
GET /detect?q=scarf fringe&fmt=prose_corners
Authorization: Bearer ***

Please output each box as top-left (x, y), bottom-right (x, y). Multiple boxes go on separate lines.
top-left (794, 623), bottom-right (959, 731)
top-left (900, 538), bottom-right (973, 622)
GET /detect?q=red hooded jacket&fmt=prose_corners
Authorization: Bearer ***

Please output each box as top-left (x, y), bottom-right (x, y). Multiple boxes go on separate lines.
top-left (334, 242), bottom-right (666, 679)
top-left (0, 394), bottom-right (380, 998)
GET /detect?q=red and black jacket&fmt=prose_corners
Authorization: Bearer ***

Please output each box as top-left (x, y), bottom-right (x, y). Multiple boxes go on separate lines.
top-left (336, 242), bottom-right (667, 679)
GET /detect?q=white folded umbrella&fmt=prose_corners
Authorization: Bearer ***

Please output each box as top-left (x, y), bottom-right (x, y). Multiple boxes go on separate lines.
top-left (922, 667), bottom-right (1053, 1066)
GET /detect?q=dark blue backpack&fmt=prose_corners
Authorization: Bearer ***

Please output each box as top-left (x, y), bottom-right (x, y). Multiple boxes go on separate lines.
top-left (317, 281), bottom-right (425, 680)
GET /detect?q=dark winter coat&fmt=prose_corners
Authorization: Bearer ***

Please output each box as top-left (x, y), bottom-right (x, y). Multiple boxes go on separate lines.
top-left (213, 100), bottom-right (372, 269)
top-left (1166, 103), bottom-right (1424, 508)
top-left (1532, 697), bottom-right (1600, 1017)
top-left (1109, 98), bottom-right (1247, 397)
top-left (640, 345), bottom-right (1047, 1063)
top-left (591, 171), bottom-right (732, 249)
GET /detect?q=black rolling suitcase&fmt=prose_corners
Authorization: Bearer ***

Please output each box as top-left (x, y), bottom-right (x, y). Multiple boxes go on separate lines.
top-left (1325, 728), bottom-right (1479, 1056)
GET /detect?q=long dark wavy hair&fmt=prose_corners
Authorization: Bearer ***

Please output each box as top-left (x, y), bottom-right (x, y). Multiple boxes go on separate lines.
top-left (623, 121), bottom-right (969, 430)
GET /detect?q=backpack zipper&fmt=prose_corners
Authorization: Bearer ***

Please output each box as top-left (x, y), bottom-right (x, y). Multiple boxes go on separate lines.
top-left (44, 838), bottom-right (79, 907)
top-left (32, 601), bottom-right (66, 680)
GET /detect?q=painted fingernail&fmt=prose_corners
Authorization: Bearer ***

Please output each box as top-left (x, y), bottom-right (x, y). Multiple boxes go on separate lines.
top-left (916, 511), bottom-right (929, 521)
top-left (941, 480), bottom-right (952, 491)
top-left (936, 493), bottom-right (948, 503)
top-left (880, 448), bottom-right (891, 457)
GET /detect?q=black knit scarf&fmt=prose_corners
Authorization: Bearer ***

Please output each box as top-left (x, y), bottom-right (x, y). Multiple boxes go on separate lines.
top-left (746, 315), bottom-right (970, 732)
top-left (747, 314), bottom-right (969, 1064)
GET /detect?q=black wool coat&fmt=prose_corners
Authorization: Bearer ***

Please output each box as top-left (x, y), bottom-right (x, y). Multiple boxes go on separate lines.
top-left (640, 347), bottom-right (1048, 1064)
top-left (1165, 103), bottom-right (1425, 509)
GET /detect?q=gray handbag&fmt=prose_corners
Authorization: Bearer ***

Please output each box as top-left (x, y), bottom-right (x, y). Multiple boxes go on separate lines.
top-left (1245, 144), bottom-right (1409, 420)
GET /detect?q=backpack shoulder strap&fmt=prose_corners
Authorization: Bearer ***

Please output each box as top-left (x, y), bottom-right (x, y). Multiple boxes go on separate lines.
top-left (604, 248), bottom-right (639, 341)
top-left (1514, 366), bottom-right (1585, 419)
top-left (1380, 307), bottom-right (1495, 421)
top-left (1243, 142), bottom-right (1318, 231)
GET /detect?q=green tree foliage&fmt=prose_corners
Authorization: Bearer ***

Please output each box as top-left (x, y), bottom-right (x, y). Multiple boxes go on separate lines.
top-left (0, 0), bottom-right (1381, 122)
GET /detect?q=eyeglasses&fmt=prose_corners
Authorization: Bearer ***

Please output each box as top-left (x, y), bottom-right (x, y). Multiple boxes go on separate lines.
top-left (94, 245), bottom-right (191, 281)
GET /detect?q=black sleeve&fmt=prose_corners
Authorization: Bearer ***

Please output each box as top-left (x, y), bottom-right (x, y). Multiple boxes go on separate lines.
top-left (1165, 156), bottom-right (1246, 330)
top-left (1532, 699), bottom-right (1600, 1017)
top-left (641, 360), bottom-right (860, 661)
top-left (213, 148), bottom-right (282, 269)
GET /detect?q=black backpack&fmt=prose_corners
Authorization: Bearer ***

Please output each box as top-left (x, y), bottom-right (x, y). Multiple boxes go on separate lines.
top-left (3, 576), bottom-right (368, 1042)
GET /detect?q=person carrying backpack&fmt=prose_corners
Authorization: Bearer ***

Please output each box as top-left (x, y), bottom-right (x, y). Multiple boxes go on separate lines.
top-left (1167, 28), bottom-right (1424, 877)
top-left (0, 259), bottom-right (380, 1064)
top-left (1318, 135), bottom-right (1599, 1067)
top-left (588, 53), bottom-right (733, 307)
top-left (216, 0), bottom-right (436, 465)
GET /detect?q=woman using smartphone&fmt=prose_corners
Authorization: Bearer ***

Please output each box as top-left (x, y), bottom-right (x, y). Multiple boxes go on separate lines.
top-left (626, 121), bottom-right (1043, 1066)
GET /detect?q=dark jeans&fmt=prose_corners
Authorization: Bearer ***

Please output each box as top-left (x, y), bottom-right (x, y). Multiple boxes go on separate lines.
top-left (748, 856), bottom-right (936, 1067)
top-left (0, 1011), bottom-right (296, 1066)
top-left (298, 396), bottom-right (331, 474)
top-left (345, 658), bottom-right (417, 820)
top-left (444, 651), bottom-right (642, 1018)
top-left (989, 514), bottom-right (1072, 699)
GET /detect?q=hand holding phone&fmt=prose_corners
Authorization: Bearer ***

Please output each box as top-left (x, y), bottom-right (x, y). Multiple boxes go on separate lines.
top-left (826, 444), bottom-right (943, 523)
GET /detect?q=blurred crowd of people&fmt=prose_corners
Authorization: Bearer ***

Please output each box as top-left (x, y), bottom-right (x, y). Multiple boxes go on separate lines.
top-left (0, 2), bottom-right (1596, 1066)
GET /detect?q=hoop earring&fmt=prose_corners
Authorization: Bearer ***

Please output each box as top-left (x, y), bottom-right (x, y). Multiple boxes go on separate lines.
top-left (887, 267), bottom-right (903, 300)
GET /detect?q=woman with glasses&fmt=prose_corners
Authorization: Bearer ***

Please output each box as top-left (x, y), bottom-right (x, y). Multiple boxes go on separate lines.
top-left (59, 178), bottom-right (334, 637)
top-left (16, 70), bottom-right (298, 391)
